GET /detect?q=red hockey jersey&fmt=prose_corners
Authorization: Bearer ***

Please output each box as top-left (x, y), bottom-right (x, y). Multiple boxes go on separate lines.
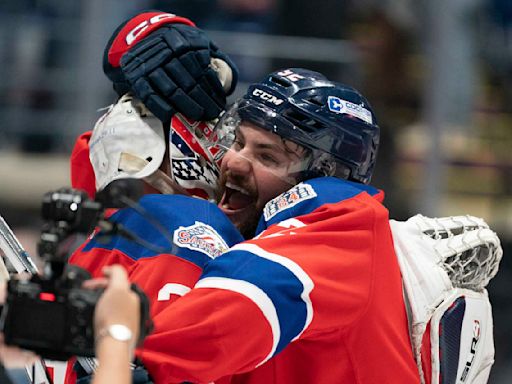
top-left (65, 194), bottom-right (243, 384)
top-left (69, 194), bottom-right (243, 317)
top-left (139, 177), bottom-right (420, 383)
top-left (69, 131), bottom-right (96, 199)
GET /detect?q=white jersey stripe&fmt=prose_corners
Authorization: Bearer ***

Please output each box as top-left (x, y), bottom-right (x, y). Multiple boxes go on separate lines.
top-left (195, 276), bottom-right (280, 366)
top-left (157, 283), bottom-right (192, 300)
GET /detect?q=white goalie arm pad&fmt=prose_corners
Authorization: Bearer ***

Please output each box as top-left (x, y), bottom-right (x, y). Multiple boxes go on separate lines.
top-left (428, 288), bottom-right (494, 384)
top-left (389, 214), bottom-right (503, 384)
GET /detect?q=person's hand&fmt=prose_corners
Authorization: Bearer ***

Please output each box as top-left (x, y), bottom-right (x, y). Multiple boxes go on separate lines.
top-left (103, 11), bottom-right (238, 122)
top-left (83, 265), bottom-right (140, 348)
top-left (86, 266), bottom-right (140, 384)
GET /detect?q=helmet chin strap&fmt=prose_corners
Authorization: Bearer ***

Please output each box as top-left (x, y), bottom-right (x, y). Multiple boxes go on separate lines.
top-left (118, 152), bottom-right (190, 196)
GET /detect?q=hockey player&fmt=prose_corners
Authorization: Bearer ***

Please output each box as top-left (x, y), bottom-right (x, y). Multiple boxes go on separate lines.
top-left (71, 9), bottom-right (238, 200)
top-left (117, 67), bottom-right (421, 384)
top-left (128, 64), bottom-right (500, 384)
top-left (63, 11), bottom-right (244, 383)
top-left (69, 66), bottom-right (418, 384)
top-left (67, 8), bottom-right (244, 309)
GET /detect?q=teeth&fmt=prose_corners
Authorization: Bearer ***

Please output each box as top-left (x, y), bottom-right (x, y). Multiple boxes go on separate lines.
top-left (225, 181), bottom-right (250, 195)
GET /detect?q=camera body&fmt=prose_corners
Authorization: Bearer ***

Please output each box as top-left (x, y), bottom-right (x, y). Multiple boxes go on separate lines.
top-left (0, 183), bottom-right (151, 361)
top-left (1, 266), bottom-right (102, 360)
top-left (41, 189), bottom-right (102, 233)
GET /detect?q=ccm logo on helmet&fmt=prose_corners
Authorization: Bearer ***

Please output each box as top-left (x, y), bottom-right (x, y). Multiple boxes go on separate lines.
top-left (327, 96), bottom-right (373, 124)
top-left (252, 89), bottom-right (284, 106)
top-left (126, 13), bottom-right (177, 45)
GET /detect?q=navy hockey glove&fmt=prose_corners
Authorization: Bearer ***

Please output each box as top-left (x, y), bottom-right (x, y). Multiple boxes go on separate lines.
top-left (103, 11), bottom-right (238, 122)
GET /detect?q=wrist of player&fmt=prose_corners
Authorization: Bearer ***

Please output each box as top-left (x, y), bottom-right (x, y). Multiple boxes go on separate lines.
top-left (105, 11), bottom-right (195, 69)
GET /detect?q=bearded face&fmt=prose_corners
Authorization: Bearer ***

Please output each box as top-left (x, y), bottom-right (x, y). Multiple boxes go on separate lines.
top-left (217, 122), bottom-right (307, 238)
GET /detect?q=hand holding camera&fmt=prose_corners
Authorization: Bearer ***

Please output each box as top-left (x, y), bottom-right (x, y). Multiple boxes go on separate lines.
top-left (84, 265), bottom-right (143, 358)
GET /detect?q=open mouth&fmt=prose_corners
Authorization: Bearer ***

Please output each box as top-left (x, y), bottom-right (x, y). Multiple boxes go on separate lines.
top-left (219, 181), bottom-right (255, 212)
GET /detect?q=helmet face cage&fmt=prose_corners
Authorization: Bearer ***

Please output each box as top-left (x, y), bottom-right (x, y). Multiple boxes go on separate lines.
top-left (216, 68), bottom-right (380, 185)
top-left (215, 100), bottom-right (334, 185)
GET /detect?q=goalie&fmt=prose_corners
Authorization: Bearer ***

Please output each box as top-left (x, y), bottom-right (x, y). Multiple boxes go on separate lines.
top-left (58, 10), bottom-right (503, 384)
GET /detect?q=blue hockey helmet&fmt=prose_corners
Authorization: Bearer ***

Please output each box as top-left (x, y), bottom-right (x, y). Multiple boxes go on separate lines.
top-left (215, 68), bottom-right (380, 184)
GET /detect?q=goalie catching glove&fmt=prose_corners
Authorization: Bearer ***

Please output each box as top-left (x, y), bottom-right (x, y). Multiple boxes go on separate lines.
top-left (103, 11), bottom-right (238, 122)
top-left (390, 215), bottom-right (503, 384)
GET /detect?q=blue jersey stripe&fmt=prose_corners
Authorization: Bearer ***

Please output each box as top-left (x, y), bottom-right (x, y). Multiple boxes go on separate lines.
top-left (83, 194), bottom-right (243, 269)
top-left (198, 243), bottom-right (314, 360)
top-left (195, 276), bottom-right (281, 364)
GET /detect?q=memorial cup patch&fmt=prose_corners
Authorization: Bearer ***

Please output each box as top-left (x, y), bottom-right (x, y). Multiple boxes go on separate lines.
top-left (264, 183), bottom-right (317, 221)
top-left (174, 221), bottom-right (229, 259)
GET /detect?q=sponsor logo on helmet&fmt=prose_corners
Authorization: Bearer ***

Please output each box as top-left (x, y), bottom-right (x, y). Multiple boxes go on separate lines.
top-left (174, 221), bottom-right (229, 259)
top-left (252, 88), bottom-right (284, 106)
top-left (264, 183), bottom-right (318, 221)
top-left (327, 96), bottom-right (373, 124)
top-left (460, 319), bottom-right (481, 382)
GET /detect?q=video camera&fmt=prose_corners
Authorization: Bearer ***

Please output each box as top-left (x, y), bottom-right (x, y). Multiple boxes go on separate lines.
top-left (0, 180), bottom-right (152, 361)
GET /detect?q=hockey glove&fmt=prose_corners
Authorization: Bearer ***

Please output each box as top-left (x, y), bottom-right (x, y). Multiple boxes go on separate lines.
top-left (103, 11), bottom-right (238, 122)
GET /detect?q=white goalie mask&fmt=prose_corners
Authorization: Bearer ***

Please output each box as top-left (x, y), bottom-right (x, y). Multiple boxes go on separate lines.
top-left (89, 93), bottom-right (223, 200)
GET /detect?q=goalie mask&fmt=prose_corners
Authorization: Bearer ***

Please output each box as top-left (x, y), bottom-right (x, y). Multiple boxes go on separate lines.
top-left (215, 68), bottom-right (380, 185)
top-left (89, 94), bottom-right (221, 200)
top-left (89, 94), bottom-right (166, 192)
top-left (168, 114), bottom-right (223, 200)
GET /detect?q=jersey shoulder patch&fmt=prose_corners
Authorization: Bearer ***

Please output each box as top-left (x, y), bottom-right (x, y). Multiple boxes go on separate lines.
top-left (257, 177), bottom-right (381, 234)
top-left (263, 183), bottom-right (317, 221)
top-left (83, 194), bottom-right (243, 267)
top-left (174, 221), bottom-right (230, 259)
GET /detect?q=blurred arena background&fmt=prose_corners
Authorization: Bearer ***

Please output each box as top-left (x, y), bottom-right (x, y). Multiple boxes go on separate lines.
top-left (0, 0), bottom-right (510, 382)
